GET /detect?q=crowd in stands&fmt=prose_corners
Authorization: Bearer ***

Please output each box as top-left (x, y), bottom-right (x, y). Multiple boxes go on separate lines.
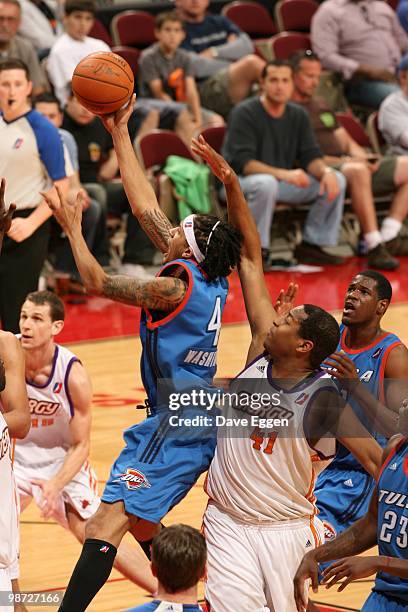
top-left (1, 0), bottom-right (408, 331)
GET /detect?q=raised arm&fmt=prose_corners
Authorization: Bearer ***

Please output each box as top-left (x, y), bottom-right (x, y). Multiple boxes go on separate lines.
top-left (43, 186), bottom-right (186, 311)
top-left (0, 178), bottom-right (16, 252)
top-left (0, 332), bottom-right (30, 438)
top-left (191, 137), bottom-right (279, 363)
top-left (101, 96), bottom-right (173, 253)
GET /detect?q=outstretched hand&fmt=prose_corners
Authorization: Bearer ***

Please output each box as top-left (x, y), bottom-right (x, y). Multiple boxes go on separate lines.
top-left (274, 282), bottom-right (298, 316)
top-left (41, 184), bottom-right (84, 234)
top-left (0, 178), bottom-right (16, 234)
top-left (100, 94), bottom-right (136, 134)
top-left (191, 135), bottom-right (235, 185)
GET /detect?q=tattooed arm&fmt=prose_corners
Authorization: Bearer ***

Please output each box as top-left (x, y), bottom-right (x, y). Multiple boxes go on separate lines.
top-left (43, 187), bottom-right (186, 310)
top-left (101, 97), bottom-right (172, 253)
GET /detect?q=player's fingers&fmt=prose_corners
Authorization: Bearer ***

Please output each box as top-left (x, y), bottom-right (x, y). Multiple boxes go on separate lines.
top-left (6, 203), bottom-right (16, 219)
top-left (337, 577), bottom-right (353, 592)
top-left (324, 569), bottom-right (349, 589)
top-left (0, 177), bottom-right (5, 205)
top-left (322, 561), bottom-right (344, 582)
top-left (311, 567), bottom-right (319, 593)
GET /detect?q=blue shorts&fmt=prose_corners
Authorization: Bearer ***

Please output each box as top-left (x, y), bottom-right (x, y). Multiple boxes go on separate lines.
top-left (362, 591), bottom-right (408, 611)
top-left (102, 411), bottom-right (216, 523)
top-left (315, 467), bottom-right (375, 574)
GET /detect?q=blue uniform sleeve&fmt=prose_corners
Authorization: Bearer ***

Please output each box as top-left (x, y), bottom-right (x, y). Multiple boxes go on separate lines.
top-left (27, 110), bottom-right (68, 180)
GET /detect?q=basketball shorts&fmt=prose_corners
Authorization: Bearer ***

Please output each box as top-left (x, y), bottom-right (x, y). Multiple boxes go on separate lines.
top-left (315, 467), bottom-right (375, 574)
top-left (14, 458), bottom-right (100, 529)
top-left (203, 501), bottom-right (325, 612)
top-left (0, 566), bottom-right (13, 611)
top-left (102, 412), bottom-right (217, 523)
top-left (362, 591), bottom-right (408, 611)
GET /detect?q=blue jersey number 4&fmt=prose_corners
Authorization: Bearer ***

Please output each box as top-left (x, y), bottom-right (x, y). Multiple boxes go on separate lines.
top-left (208, 296), bottom-right (222, 346)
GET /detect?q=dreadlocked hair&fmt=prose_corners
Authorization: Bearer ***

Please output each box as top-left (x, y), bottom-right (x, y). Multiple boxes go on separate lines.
top-left (193, 215), bottom-right (242, 281)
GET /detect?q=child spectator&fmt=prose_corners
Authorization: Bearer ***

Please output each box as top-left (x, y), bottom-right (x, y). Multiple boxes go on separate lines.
top-left (139, 11), bottom-right (223, 128)
top-left (126, 524), bottom-right (206, 612)
top-left (47, 0), bottom-right (109, 107)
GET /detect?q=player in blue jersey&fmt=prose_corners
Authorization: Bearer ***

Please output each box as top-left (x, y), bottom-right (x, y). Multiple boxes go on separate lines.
top-left (294, 405), bottom-right (408, 612)
top-left (314, 271), bottom-right (408, 557)
top-left (43, 97), bottom-right (242, 611)
top-left (126, 524), bottom-right (206, 612)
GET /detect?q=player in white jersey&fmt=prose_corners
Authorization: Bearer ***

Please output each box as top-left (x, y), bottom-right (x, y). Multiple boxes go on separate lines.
top-left (192, 138), bottom-right (384, 612)
top-left (12, 291), bottom-right (157, 595)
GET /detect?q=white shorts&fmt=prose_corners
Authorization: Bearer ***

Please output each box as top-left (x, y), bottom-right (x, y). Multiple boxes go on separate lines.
top-left (203, 502), bottom-right (324, 612)
top-left (0, 566), bottom-right (13, 611)
top-left (14, 459), bottom-right (100, 529)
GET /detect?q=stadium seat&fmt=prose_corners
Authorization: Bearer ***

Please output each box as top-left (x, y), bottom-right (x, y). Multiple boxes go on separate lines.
top-left (111, 46), bottom-right (140, 79)
top-left (274, 0), bottom-right (318, 32)
top-left (136, 130), bottom-right (193, 172)
top-left (268, 32), bottom-right (311, 59)
top-left (89, 18), bottom-right (113, 47)
top-left (366, 112), bottom-right (386, 155)
top-left (111, 11), bottom-right (156, 48)
top-left (221, 1), bottom-right (276, 37)
top-left (199, 126), bottom-right (227, 154)
top-left (335, 112), bottom-right (371, 148)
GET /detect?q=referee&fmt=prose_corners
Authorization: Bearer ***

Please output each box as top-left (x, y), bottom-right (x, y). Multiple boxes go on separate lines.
top-left (0, 58), bottom-right (69, 332)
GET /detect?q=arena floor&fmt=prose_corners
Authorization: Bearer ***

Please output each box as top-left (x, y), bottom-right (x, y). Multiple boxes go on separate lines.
top-left (20, 257), bottom-right (408, 610)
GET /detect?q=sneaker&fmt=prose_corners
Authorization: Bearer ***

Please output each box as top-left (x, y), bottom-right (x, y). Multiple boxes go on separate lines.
top-left (294, 241), bottom-right (345, 266)
top-left (119, 263), bottom-right (154, 280)
top-left (367, 243), bottom-right (399, 270)
top-left (385, 232), bottom-right (408, 256)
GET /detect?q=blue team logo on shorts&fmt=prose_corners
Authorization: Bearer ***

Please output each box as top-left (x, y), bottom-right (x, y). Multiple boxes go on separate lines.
top-left (113, 468), bottom-right (151, 490)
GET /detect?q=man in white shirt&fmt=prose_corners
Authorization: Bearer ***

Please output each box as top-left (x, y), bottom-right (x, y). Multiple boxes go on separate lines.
top-left (47, 0), bottom-right (110, 107)
top-left (379, 53), bottom-right (408, 155)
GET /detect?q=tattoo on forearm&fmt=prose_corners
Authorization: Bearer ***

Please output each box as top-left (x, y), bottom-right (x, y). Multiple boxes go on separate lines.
top-left (139, 208), bottom-right (173, 252)
top-left (102, 275), bottom-right (186, 310)
top-left (318, 519), bottom-right (376, 562)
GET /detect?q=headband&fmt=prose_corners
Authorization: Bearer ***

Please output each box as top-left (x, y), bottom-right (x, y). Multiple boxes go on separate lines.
top-left (182, 215), bottom-right (221, 263)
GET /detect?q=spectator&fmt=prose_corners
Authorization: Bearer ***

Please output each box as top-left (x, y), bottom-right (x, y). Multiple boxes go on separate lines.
top-left (223, 60), bottom-right (346, 268)
top-left (139, 10), bottom-right (224, 130)
top-left (379, 53), bottom-right (408, 156)
top-left (291, 51), bottom-right (408, 268)
top-left (18, 0), bottom-right (61, 55)
top-left (125, 524), bottom-right (206, 612)
top-left (62, 91), bottom-right (157, 277)
top-left (311, 0), bottom-right (408, 109)
top-left (0, 0), bottom-right (48, 95)
top-left (34, 92), bottom-right (110, 280)
top-left (0, 59), bottom-right (69, 332)
top-left (47, 0), bottom-right (110, 107)
top-left (176, 0), bottom-right (265, 118)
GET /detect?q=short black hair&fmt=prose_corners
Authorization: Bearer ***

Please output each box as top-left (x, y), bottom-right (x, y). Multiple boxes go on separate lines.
top-left (151, 524), bottom-right (206, 593)
top-left (193, 214), bottom-right (242, 281)
top-left (24, 291), bottom-right (65, 322)
top-left (356, 270), bottom-right (392, 302)
top-left (290, 49), bottom-right (320, 73)
top-left (0, 58), bottom-right (30, 80)
top-left (299, 305), bottom-right (340, 369)
top-left (155, 10), bottom-right (184, 30)
top-left (64, 0), bottom-right (95, 16)
top-left (33, 92), bottom-right (62, 112)
top-left (261, 59), bottom-right (292, 79)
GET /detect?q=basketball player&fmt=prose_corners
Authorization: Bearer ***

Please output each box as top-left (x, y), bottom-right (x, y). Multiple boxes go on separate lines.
top-left (191, 137), bottom-right (383, 612)
top-left (10, 289), bottom-right (157, 596)
top-left (313, 270), bottom-right (408, 590)
top-left (42, 99), bottom-right (242, 611)
top-left (294, 403), bottom-right (408, 612)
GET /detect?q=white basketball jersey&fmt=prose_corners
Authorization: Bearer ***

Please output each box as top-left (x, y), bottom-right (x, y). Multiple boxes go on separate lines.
top-left (205, 354), bottom-right (338, 523)
top-left (14, 345), bottom-right (79, 469)
top-left (0, 412), bottom-right (19, 568)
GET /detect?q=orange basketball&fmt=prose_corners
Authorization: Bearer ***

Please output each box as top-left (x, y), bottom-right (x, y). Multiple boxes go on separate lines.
top-left (72, 52), bottom-right (134, 115)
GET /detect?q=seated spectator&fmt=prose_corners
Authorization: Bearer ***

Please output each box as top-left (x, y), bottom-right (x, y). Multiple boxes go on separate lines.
top-left (62, 90), bottom-right (157, 277)
top-left (291, 51), bottom-right (408, 268)
top-left (0, 0), bottom-right (48, 95)
top-left (34, 92), bottom-right (110, 280)
top-left (125, 524), bottom-right (206, 612)
top-left (222, 60), bottom-right (347, 268)
top-left (47, 0), bottom-right (110, 107)
top-left (176, 0), bottom-right (265, 119)
top-left (379, 54), bottom-right (408, 156)
top-left (139, 10), bottom-right (224, 130)
top-left (18, 0), bottom-right (61, 56)
top-left (311, 0), bottom-right (408, 109)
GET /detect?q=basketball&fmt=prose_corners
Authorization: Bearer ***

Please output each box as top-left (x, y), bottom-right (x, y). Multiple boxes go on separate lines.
top-left (72, 51), bottom-right (134, 115)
